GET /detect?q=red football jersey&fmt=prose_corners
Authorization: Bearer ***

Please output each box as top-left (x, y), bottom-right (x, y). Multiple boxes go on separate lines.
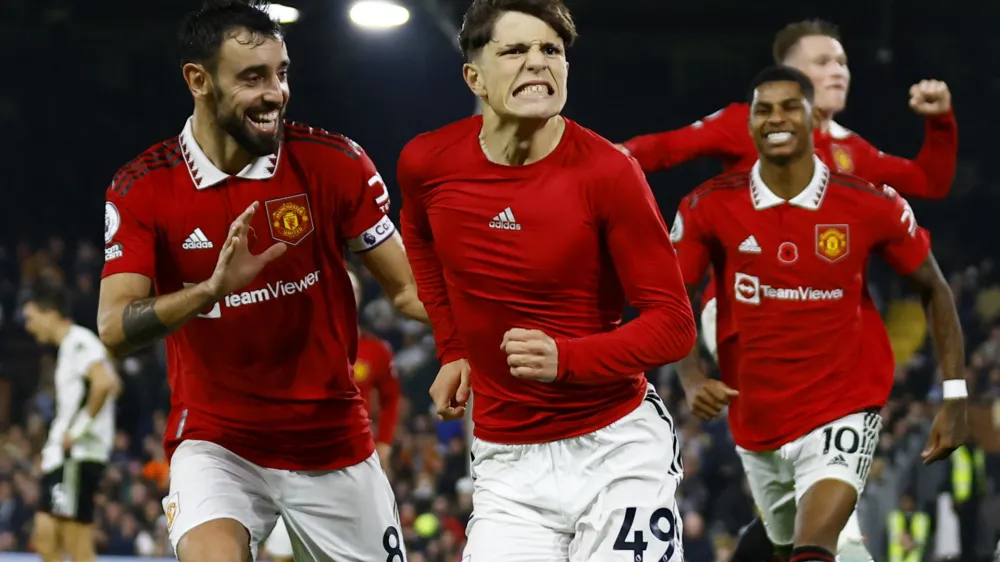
top-left (399, 116), bottom-right (695, 445)
top-left (672, 157), bottom-right (931, 450)
top-left (629, 102), bottom-right (957, 373)
top-left (101, 118), bottom-right (397, 470)
top-left (353, 331), bottom-right (400, 446)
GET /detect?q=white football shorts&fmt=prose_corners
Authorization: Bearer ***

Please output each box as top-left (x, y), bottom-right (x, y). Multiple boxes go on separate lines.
top-left (736, 411), bottom-right (882, 546)
top-left (463, 384), bottom-right (684, 562)
top-left (163, 440), bottom-right (404, 561)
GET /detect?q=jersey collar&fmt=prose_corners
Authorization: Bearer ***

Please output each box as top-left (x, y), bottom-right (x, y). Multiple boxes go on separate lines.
top-left (750, 155), bottom-right (830, 211)
top-left (179, 117), bottom-right (280, 189)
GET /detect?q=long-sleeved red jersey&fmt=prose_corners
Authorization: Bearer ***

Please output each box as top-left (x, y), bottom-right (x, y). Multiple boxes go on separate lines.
top-left (399, 115), bottom-right (696, 445)
top-left (352, 331), bottom-right (400, 447)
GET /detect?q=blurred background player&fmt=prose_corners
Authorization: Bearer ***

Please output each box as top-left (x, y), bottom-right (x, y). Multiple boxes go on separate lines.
top-left (672, 65), bottom-right (967, 562)
top-left (24, 280), bottom-right (121, 562)
top-left (399, 0), bottom-right (696, 560)
top-left (98, 1), bottom-right (422, 560)
top-left (261, 267), bottom-right (400, 562)
top-left (621, 19), bottom-right (960, 562)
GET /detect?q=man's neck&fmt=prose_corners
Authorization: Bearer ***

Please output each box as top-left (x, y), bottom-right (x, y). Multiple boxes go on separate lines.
top-left (759, 154), bottom-right (816, 200)
top-left (480, 111), bottom-right (565, 166)
top-left (192, 106), bottom-right (254, 175)
top-left (815, 107), bottom-right (836, 134)
top-left (52, 320), bottom-right (73, 346)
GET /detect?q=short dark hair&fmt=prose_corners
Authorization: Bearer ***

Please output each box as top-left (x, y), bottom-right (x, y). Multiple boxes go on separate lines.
top-left (458, 0), bottom-right (578, 62)
top-left (747, 65), bottom-right (815, 105)
top-left (772, 19), bottom-right (840, 63)
top-left (178, 0), bottom-right (282, 71)
top-left (27, 280), bottom-right (69, 317)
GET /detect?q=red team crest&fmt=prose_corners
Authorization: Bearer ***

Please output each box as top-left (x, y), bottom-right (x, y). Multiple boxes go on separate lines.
top-left (265, 194), bottom-right (314, 245)
top-left (830, 144), bottom-right (854, 173)
top-left (815, 225), bottom-right (850, 262)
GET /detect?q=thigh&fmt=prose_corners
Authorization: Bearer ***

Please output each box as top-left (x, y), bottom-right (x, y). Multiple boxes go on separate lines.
top-left (791, 411), bottom-right (882, 502)
top-left (736, 446), bottom-right (796, 547)
top-left (164, 440), bottom-right (278, 559)
top-left (74, 461), bottom-right (105, 524)
top-left (465, 516), bottom-right (571, 562)
top-left (570, 390), bottom-right (684, 562)
top-left (274, 452), bottom-right (406, 562)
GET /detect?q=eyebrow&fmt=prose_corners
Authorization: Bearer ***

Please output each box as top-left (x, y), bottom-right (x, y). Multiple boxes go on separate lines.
top-left (495, 41), bottom-right (562, 51)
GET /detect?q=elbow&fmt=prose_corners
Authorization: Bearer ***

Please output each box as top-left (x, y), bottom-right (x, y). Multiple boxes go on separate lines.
top-left (97, 312), bottom-right (128, 358)
top-left (664, 306), bottom-right (698, 364)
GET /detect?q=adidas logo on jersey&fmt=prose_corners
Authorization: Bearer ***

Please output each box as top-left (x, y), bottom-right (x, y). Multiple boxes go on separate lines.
top-left (489, 207), bottom-right (521, 231)
top-left (827, 454), bottom-right (849, 468)
top-left (739, 235), bottom-right (762, 254)
top-left (183, 228), bottom-right (214, 250)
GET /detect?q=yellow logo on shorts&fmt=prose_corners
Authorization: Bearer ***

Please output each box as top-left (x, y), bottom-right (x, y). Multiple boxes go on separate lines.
top-left (165, 493), bottom-right (179, 530)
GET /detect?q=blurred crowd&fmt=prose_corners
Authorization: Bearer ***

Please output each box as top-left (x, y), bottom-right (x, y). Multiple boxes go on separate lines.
top-left (0, 232), bottom-right (998, 562)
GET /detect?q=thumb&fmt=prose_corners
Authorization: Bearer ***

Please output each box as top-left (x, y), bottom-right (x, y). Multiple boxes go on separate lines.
top-left (259, 242), bottom-right (288, 263)
top-left (723, 385), bottom-right (739, 397)
top-left (456, 366), bottom-right (471, 402)
top-left (921, 432), bottom-right (938, 457)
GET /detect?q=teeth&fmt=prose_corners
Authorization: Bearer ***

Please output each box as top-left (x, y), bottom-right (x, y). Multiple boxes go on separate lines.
top-left (248, 110), bottom-right (279, 124)
top-left (766, 132), bottom-right (792, 144)
top-left (515, 84), bottom-right (549, 97)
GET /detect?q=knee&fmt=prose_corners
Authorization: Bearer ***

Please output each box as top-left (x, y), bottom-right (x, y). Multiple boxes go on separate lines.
top-left (177, 518), bottom-right (253, 562)
top-left (31, 515), bottom-right (59, 555)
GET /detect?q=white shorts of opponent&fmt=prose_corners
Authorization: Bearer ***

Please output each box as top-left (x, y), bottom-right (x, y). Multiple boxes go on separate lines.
top-left (464, 384), bottom-right (684, 562)
top-left (700, 297), bottom-right (718, 361)
top-left (736, 411), bottom-right (882, 550)
top-left (162, 440), bottom-right (404, 561)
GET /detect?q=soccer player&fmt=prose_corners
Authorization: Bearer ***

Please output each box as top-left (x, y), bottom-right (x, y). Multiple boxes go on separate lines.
top-left (671, 65), bottom-right (968, 562)
top-left (399, 1), bottom-right (696, 560)
top-left (24, 280), bottom-right (121, 562)
top-left (97, 1), bottom-right (421, 560)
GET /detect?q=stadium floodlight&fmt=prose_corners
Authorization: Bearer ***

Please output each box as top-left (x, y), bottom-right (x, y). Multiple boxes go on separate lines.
top-left (267, 3), bottom-right (300, 24)
top-left (349, 1), bottom-right (410, 30)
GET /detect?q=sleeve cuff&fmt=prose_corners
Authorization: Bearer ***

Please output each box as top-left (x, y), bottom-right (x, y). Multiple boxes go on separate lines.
top-left (437, 348), bottom-right (468, 366)
top-left (554, 337), bottom-right (573, 382)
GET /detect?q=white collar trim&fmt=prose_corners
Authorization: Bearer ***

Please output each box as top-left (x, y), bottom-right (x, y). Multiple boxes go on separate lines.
top-left (750, 155), bottom-right (830, 210)
top-left (179, 117), bottom-right (280, 189)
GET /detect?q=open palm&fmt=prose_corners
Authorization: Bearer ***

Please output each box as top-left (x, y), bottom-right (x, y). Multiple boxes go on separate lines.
top-left (207, 202), bottom-right (287, 298)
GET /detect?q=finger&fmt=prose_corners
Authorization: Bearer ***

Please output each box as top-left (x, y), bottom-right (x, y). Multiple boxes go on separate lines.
top-left (510, 366), bottom-right (541, 379)
top-left (258, 242), bottom-right (287, 263)
top-left (503, 341), bottom-right (545, 356)
top-left (505, 328), bottom-right (544, 342)
top-left (241, 202), bottom-right (258, 225)
top-left (696, 392), bottom-right (728, 413)
top-left (507, 354), bottom-right (542, 369)
top-left (704, 386), bottom-right (736, 405)
top-left (921, 432), bottom-right (939, 459)
top-left (922, 445), bottom-right (953, 465)
top-left (437, 406), bottom-right (466, 421)
top-left (500, 330), bottom-right (511, 350)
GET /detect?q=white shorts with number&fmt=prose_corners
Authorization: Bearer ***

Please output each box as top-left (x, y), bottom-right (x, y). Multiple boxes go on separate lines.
top-left (736, 411), bottom-right (882, 546)
top-left (162, 440), bottom-right (404, 561)
top-left (464, 384), bottom-right (684, 562)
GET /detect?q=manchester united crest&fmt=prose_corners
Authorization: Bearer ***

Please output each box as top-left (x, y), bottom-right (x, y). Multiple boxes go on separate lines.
top-left (831, 144), bottom-right (854, 173)
top-left (164, 494), bottom-right (179, 530)
top-left (816, 224), bottom-right (849, 262)
top-left (265, 194), bottom-right (314, 245)
top-left (353, 360), bottom-right (370, 382)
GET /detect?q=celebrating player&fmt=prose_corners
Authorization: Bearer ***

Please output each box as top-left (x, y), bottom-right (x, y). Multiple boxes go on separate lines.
top-left (399, 1), bottom-right (696, 560)
top-left (24, 280), bottom-right (121, 562)
top-left (671, 65), bottom-right (967, 562)
top-left (97, 1), bottom-right (421, 560)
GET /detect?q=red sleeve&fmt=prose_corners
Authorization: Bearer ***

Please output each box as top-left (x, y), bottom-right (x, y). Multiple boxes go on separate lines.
top-left (341, 146), bottom-right (397, 254)
top-left (101, 177), bottom-right (156, 279)
top-left (372, 341), bottom-right (401, 445)
top-left (876, 187), bottom-right (932, 275)
top-left (622, 103), bottom-right (749, 174)
top-left (669, 195), bottom-right (714, 287)
top-left (853, 112), bottom-right (958, 200)
top-left (554, 158), bottom-right (697, 381)
top-left (397, 143), bottom-right (468, 364)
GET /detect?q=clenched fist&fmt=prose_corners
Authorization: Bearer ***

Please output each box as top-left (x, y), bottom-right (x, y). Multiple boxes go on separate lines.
top-left (502, 328), bottom-right (559, 383)
top-left (909, 80), bottom-right (952, 115)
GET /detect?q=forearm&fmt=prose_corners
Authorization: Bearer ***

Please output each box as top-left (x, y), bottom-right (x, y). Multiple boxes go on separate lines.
top-left (100, 282), bottom-right (217, 356)
top-left (924, 283), bottom-right (965, 381)
top-left (676, 284), bottom-right (707, 387)
top-left (391, 285), bottom-right (429, 323)
top-left (556, 298), bottom-right (696, 381)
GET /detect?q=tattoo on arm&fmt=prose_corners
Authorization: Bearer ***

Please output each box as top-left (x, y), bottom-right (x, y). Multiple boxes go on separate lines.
top-left (121, 297), bottom-right (170, 344)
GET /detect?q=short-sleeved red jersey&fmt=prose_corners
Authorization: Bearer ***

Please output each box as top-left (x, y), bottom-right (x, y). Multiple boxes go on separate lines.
top-left (672, 157), bottom-right (931, 450)
top-left (102, 118), bottom-right (397, 470)
top-left (399, 116), bottom-right (695, 445)
top-left (352, 331), bottom-right (400, 446)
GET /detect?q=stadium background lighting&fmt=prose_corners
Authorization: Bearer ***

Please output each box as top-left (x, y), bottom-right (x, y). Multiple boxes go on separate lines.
top-left (267, 3), bottom-right (300, 24)
top-left (349, 1), bottom-right (410, 30)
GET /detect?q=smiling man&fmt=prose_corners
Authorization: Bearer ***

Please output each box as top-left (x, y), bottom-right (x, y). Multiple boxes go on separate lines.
top-left (398, 1), bottom-right (696, 560)
top-left (97, 1), bottom-right (423, 560)
top-left (672, 65), bottom-right (966, 562)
